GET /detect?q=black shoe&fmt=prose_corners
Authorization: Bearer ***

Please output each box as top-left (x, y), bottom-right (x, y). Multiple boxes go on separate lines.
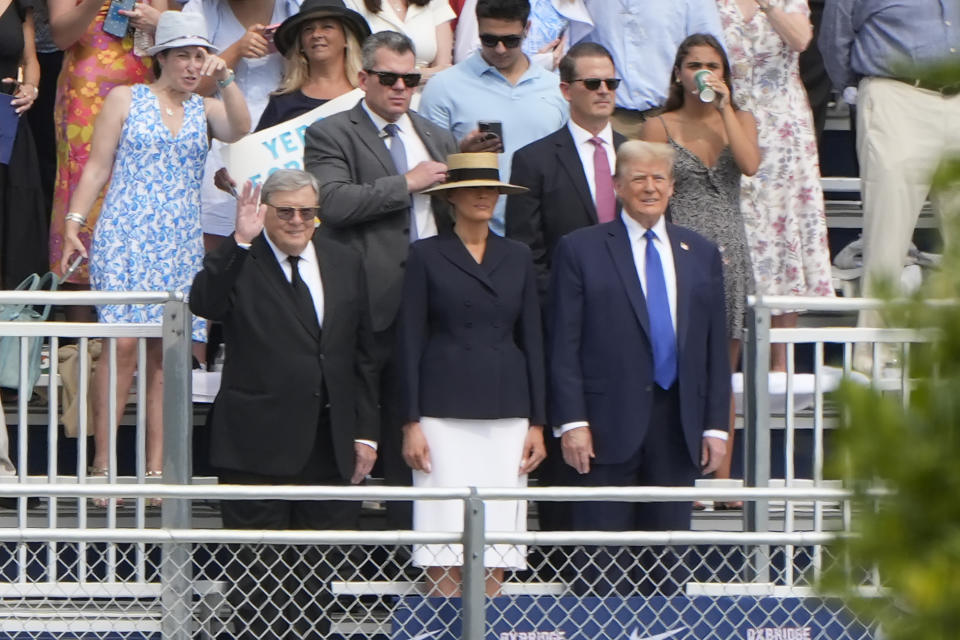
top-left (0, 497), bottom-right (41, 510)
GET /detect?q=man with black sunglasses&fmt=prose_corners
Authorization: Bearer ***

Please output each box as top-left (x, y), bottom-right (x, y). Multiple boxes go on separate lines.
top-left (418, 0), bottom-right (568, 235)
top-left (303, 30), bottom-right (458, 531)
top-left (507, 42), bottom-right (625, 301)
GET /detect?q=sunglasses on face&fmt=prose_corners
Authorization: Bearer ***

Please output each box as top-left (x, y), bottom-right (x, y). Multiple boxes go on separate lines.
top-left (479, 33), bottom-right (523, 48)
top-left (272, 205), bottom-right (320, 221)
top-left (364, 69), bottom-right (422, 88)
top-left (571, 77), bottom-right (622, 91)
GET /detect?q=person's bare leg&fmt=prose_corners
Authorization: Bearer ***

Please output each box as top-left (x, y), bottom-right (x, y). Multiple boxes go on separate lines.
top-left (90, 337), bottom-right (139, 472)
top-left (770, 312), bottom-right (798, 372)
top-left (425, 566), bottom-right (460, 597)
top-left (485, 569), bottom-right (504, 597)
top-left (144, 339), bottom-right (164, 474)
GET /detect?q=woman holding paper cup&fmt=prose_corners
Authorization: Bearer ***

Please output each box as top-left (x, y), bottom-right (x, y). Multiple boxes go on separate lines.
top-left (716, 0), bottom-right (833, 371)
top-left (0, 0), bottom-right (48, 289)
top-left (640, 33), bottom-right (759, 502)
top-left (59, 11), bottom-right (249, 487)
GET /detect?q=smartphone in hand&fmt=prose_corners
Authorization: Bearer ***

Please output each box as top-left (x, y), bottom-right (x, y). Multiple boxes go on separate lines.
top-left (103, 0), bottom-right (136, 38)
top-left (262, 22), bottom-right (281, 54)
top-left (478, 120), bottom-right (504, 152)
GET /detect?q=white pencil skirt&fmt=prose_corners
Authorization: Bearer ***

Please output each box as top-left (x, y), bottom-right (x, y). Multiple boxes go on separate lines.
top-left (412, 416), bottom-right (529, 569)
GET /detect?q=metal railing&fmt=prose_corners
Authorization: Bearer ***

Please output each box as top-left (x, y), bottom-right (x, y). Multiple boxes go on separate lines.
top-left (0, 291), bottom-right (920, 639)
top-left (741, 295), bottom-right (929, 597)
top-left (1, 290), bottom-right (194, 639)
top-left (0, 484), bottom-right (877, 640)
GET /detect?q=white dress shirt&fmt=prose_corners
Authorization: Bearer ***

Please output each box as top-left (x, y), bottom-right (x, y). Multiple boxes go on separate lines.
top-left (263, 234), bottom-right (325, 327)
top-left (556, 213), bottom-right (727, 441)
top-left (258, 233), bottom-right (378, 451)
top-left (568, 119), bottom-right (615, 205)
top-left (361, 101), bottom-right (438, 240)
top-left (621, 212), bottom-right (676, 332)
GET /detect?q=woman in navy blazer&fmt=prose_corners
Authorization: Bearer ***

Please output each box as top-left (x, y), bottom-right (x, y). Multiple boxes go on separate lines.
top-left (396, 153), bottom-right (547, 597)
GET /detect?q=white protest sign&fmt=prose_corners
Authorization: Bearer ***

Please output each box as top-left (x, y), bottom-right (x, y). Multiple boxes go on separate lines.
top-left (222, 88), bottom-right (364, 186)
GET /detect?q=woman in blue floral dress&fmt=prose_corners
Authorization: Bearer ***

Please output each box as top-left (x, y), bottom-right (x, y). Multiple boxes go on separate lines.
top-left (59, 12), bottom-right (250, 479)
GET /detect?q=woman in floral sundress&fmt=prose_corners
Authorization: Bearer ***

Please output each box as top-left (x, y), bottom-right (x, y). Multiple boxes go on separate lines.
top-left (716, 0), bottom-right (833, 370)
top-left (58, 11), bottom-right (249, 483)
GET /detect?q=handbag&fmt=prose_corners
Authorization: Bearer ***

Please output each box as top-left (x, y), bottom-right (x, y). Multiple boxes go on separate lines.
top-left (0, 271), bottom-right (58, 390)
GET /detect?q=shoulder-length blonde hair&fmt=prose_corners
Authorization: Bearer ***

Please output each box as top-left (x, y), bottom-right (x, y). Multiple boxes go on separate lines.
top-left (274, 20), bottom-right (363, 95)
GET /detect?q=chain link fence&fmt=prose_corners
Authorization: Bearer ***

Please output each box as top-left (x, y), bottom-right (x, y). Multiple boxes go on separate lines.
top-left (0, 485), bottom-right (881, 640)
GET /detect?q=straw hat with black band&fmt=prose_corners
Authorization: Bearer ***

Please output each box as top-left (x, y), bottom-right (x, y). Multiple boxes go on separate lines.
top-left (422, 153), bottom-right (527, 195)
top-left (146, 11), bottom-right (219, 56)
top-left (274, 0), bottom-right (372, 57)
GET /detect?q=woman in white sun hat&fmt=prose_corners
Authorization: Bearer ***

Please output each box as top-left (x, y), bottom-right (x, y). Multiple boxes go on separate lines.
top-left (60, 11), bottom-right (250, 492)
top-left (396, 152), bottom-right (547, 596)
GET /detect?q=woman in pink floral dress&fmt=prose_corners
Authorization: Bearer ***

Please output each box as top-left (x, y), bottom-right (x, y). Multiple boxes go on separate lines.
top-left (48, 0), bottom-right (165, 298)
top-left (716, 0), bottom-right (833, 370)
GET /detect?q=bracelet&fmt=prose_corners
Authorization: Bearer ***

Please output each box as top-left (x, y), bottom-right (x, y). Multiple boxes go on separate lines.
top-left (217, 69), bottom-right (235, 89)
top-left (65, 212), bottom-right (87, 225)
top-left (20, 83), bottom-right (39, 99)
top-left (757, 1), bottom-right (772, 12)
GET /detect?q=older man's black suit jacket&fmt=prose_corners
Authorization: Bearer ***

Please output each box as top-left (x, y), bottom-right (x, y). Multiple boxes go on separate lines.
top-left (190, 232), bottom-right (378, 481)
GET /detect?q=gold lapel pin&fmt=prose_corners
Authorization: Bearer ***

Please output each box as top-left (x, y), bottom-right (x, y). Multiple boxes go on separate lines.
top-left (680, 242), bottom-right (689, 251)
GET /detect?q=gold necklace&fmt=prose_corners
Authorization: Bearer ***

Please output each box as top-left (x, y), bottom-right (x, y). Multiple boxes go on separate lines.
top-left (160, 90), bottom-right (185, 117)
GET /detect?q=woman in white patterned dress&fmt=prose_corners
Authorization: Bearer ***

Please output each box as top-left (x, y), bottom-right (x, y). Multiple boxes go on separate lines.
top-left (716, 0), bottom-right (833, 370)
top-left (59, 12), bottom-right (249, 481)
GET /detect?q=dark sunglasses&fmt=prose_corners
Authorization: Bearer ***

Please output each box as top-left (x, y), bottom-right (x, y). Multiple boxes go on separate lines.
top-left (272, 205), bottom-right (320, 221)
top-left (571, 77), bottom-right (622, 91)
top-left (364, 69), bottom-right (422, 88)
top-left (479, 33), bottom-right (523, 48)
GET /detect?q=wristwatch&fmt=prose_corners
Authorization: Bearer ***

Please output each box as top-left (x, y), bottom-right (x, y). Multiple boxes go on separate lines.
top-left (217, 69), bottom-right (236, 89)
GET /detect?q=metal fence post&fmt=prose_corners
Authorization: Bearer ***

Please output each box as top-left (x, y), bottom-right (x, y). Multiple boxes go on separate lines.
top-left (161, 295), bottom-right (193, 640)
top-left (744, 297), bottom-right (771, 583)
top-left (462, 488), bottom-right (485, 640)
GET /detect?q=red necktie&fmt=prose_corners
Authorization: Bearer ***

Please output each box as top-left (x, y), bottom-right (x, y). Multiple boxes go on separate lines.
top-left (589, 137), bottom-right (616, 223)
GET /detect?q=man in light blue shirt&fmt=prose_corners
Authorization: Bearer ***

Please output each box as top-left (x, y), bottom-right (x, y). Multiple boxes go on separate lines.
top-left (574, 0), bottom-right (725, 139)
top-left (419, 0), bottom-right (569, 234)
top-left (820, 0), bottom-right (960, 372)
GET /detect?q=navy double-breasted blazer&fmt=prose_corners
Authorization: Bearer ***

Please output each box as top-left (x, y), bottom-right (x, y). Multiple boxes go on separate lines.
top-left (396, 232), bottom-right (546, 426)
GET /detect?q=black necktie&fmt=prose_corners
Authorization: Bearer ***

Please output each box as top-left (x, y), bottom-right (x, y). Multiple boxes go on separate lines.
top-left (288, 255), bottom-right (320, 334)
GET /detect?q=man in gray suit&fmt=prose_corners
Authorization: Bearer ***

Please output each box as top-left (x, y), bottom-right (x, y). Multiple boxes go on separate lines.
top-left (304, 31), bottom-right (458, 529)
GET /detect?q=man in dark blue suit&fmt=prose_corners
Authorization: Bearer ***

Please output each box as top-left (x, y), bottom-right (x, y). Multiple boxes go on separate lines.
top-left (549, 140), bottom-right (730, 596)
